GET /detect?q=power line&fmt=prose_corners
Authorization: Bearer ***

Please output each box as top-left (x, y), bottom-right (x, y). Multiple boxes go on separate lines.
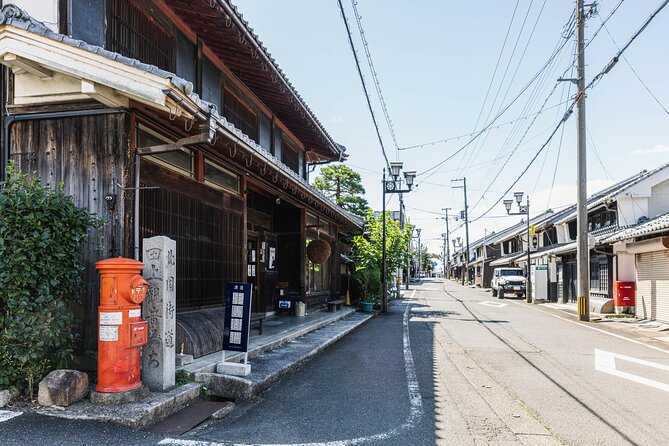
top-left (397, 100), bottom-right (569, 151)
top-left (471, 108), bottom-right (574, 222)
top-left (461, 0), bottom-right (540, 173)
top-left (336, 0), bottom-right (391, 171)
top-left (350, 0), bottom-right (400, 155)
top-left (467, 0), bottom-right (522, 158)
top-left (469, 0), bottom-right (669, 223)
top-left (586, 0), bottom-right (669, 91)
top-left (416, 15), bottom-right (575, 182)
top-left (599, 15), bottom-right (669, 116)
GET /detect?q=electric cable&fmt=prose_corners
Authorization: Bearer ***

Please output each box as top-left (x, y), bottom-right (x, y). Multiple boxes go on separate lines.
top-left (416, 11), bottom-right (576, 183)
top-left (336, 0), bottom-right (391, 171)
top-left (599, 15), bottom-right (669, 116)
top-left (350, 0), bottom-right (401, 154)
top-left (587, 0), bottom-right (669, 91)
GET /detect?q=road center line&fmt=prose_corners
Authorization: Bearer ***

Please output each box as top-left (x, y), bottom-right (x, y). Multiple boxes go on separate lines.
top-left (159, 303), bottom-right (423, 446)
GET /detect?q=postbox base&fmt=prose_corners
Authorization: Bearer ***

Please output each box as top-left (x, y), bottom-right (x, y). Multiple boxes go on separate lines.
top-left (90, 385), bottom-right (149, 405)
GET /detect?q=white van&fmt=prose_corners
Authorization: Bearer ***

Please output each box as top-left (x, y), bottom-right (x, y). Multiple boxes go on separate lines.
top-left (491, 267), bottom-right (526, 298)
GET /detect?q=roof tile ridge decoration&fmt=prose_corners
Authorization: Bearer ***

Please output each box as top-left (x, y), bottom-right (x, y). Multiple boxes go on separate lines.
top-left (221, 0), bottom-right (343, 159)
top-left (0, 4), bottom-right (47, 32)
top-left (0, 4), bottom-right (204, 108)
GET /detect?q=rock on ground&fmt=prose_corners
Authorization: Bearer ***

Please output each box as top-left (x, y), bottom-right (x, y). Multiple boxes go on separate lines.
top-left (38, 369), bottom-right (89, 407)
top-left (0, 390), bottom-right (10, 408)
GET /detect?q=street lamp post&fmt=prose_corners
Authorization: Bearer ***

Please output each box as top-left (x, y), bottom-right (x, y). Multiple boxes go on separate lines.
top-left (382, 162), bottom-right (416, 313)
top-left (503, 192), bottom-right (532, 303)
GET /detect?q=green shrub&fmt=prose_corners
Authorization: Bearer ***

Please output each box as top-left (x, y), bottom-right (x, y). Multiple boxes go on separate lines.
top-left (0, 162), bottom-right (100, 395)
top-left (352, 265), bottom-right (381, 304)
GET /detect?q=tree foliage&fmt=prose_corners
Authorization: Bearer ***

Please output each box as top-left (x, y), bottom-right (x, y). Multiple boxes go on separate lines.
top-left (313, 164), bottom-right (369, 216)
top-left (351, 211), bottom-right (411, 301)
top-left (0, 163), bottom-right (100, 394)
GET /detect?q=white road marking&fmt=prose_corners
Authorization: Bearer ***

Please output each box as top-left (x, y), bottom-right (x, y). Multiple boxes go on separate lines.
top-left (480, 301), bottom-right (508, 308)
top-left (595, 349), bottom-right (669, 393)
top-left (507, 300), bottom-right (669, 355)
top-left (0, 410), bottom-right (22, 423)
top-left (160, 304), bottom-right (423, 446)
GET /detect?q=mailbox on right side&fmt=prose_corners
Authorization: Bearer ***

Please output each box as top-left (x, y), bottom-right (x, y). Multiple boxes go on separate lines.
top-left (613, 281), bottom-right (635, 315)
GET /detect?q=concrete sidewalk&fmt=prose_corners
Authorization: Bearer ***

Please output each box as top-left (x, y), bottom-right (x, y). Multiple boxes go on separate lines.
top-left (36, 307), bottom-right (374, 429)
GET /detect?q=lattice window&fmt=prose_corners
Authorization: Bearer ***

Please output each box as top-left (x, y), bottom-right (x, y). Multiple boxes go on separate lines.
top-left (108, 0), bottom-right (173, 72)
top-left (223, 88), bottom-right (257, 140)
top-left (140, 187), bottom-right (243, 309)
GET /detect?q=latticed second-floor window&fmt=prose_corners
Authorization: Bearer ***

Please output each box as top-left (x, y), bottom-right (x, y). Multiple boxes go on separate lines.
top-left (108, 0), bottom-right (173, 72)
top-left (223, 89), bottom-right (257, 140)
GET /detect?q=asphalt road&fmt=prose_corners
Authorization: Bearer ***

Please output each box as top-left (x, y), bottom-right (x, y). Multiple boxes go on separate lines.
top-left (2, 279), bottom-right (669, 445)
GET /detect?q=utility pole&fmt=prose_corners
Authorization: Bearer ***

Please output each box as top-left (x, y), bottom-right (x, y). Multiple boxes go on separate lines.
top-left (452, 178), bottom-right (470, 285)
top-left (441, 233), bottom-right (447, 278)
top-left (576, 0), bottom-right (590, 321)
top-left (442, 208), bottom-right (451, 279)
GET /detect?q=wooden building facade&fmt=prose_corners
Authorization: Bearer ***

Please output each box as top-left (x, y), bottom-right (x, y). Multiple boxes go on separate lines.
top-left (0, 1), bottom-right (361, 355)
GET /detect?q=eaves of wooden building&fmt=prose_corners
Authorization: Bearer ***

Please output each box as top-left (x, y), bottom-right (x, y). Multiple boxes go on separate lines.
top-left (0, 1), bottom-right (362, 356)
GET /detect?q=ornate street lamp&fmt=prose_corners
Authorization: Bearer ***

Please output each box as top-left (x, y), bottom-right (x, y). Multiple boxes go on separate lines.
top-left (504, 192), bottom-right (532, 303)
top-left (382, 163), bottom-right (416, 312)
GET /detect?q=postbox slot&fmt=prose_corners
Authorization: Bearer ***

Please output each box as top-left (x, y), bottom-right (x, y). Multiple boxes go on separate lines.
top-left (129, 321), bottom-right (148, 348)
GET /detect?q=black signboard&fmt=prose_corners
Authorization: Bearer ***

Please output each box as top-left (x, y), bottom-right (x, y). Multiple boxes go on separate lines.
top-left (223, 282), bottom-right (253, 352)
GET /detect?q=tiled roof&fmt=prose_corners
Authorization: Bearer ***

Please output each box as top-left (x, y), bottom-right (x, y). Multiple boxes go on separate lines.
top-left (552, 162), bottom-right (669, 225)
top-left (603, 212), bottom-right (669, 243)
top-left (0, 2), bottom-right (344, 161)
top-left (0, 4), bottom-right (360, 228)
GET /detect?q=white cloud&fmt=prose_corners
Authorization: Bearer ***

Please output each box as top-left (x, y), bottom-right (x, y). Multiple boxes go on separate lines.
top-left (329, 115), bottom-right (344, 123)
top-left (631, 145), bottom-right (669, 155)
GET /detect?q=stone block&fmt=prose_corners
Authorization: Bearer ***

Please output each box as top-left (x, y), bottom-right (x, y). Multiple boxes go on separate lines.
top-left (90, 385), bottom-right (149, 405)
top-left (37, 369), bottom-right (89, 407)
top-left (194, 372), bottom-right (253, 401)
top-left (0, 390), bottom-right (10, 408)
top-left (175, 353), bottom-right (194, 366)
top-left (216, 362), bottom-right (251, 376)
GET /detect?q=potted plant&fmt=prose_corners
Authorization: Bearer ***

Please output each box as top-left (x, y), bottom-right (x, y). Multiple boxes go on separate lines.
top-left (352, 266), bottom-right (381, 312)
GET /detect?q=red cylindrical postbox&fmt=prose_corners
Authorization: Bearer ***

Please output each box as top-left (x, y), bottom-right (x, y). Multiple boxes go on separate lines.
top-left (614, 281), bottom-right (636, 314)
top-left (96, 257), bottom-right (149, 393)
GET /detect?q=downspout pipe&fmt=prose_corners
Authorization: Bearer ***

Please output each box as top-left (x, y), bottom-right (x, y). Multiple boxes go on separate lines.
top-left (1, 108), bottom-right (127, 180)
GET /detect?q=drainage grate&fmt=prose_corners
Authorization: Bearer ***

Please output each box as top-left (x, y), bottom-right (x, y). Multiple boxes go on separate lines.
top-left (146, 400), bottom-right (228, 435)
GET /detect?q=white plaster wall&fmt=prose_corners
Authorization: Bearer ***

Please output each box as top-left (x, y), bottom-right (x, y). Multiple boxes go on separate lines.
top-left (556, 223), bottom-right (570, 243)
top-left (614, 249), bottom-right (635, 282)
top-left (617, 196), bottom-right (648, 227)
top-left (13, 0), bottom-right (59, 32)
top-left (649, 178), bottom-right (669, 217)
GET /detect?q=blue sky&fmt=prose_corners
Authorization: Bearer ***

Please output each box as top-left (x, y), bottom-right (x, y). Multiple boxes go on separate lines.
top-left (234, 0), bottom-right (669, 254)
